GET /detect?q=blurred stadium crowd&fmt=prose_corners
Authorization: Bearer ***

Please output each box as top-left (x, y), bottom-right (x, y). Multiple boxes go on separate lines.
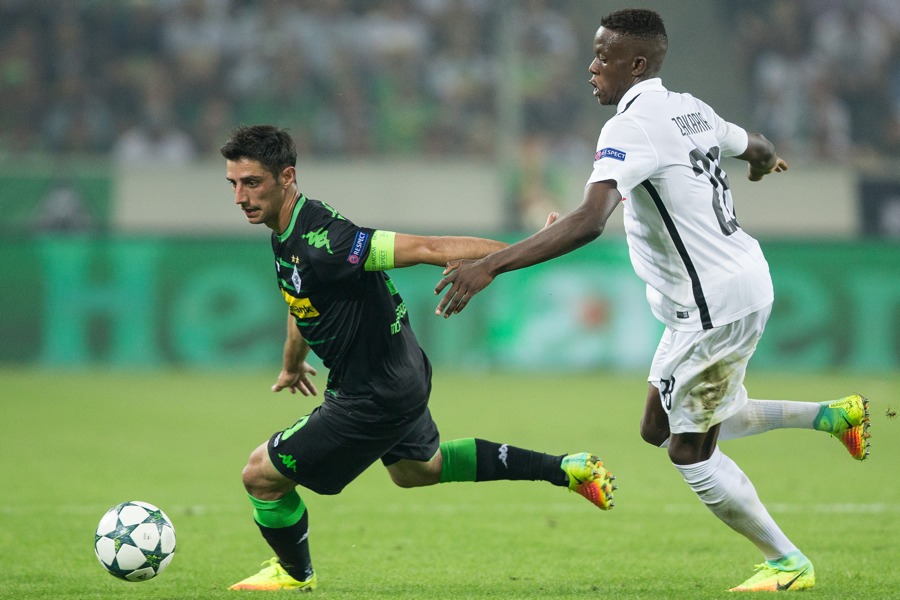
top-left (729, 0), bottom-right (900, 163)
top-left (0, 0), bottom-right (587, 164)
top-left (1, 0), bottom-right (898, 165)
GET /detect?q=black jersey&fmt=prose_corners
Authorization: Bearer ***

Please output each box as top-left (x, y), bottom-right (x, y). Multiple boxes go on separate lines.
top-left (271, 194), bottom-right (430, 405)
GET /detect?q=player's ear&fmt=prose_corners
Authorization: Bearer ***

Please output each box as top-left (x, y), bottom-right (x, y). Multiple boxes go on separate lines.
top-left (632, 55), bottom-right (647, 77)
top-left (280, 166), bottom-right (297, 188)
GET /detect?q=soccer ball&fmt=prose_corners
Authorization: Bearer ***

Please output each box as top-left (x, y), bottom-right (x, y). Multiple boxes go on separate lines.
top-left (94, 500), bottom-right (176, 581)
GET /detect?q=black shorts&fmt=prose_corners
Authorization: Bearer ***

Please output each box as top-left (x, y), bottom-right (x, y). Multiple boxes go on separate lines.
top-left (267, 389), bottom-right (440, 495)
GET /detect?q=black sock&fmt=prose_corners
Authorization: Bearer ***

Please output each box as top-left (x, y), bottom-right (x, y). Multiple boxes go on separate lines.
top-left (474, 439), bottom-right (568, 487)
top-left (256, 511), bottom-right (314, 581)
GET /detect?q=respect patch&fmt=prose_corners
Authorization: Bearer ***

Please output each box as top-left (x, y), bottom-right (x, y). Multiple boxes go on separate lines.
top-left (347, 230), bottom-right (369, 264)
top-left (595, 147), bottom-right (627, 161)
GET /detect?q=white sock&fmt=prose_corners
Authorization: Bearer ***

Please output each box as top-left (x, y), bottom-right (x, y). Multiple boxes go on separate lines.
top-left (675, 447), bottom-right (798, 561)
top-left (718, 399), bottom-right (820, 441)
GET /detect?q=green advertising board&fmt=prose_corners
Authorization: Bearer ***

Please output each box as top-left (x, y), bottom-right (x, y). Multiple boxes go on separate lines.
top-left (0, 236), bottom-right (897, 372)
top-left (0, 167), bottom-right (112, 235)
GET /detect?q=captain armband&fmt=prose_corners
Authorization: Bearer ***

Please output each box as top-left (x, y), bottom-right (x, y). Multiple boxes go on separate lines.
top-left (364, 230), bottom-right (396, 271)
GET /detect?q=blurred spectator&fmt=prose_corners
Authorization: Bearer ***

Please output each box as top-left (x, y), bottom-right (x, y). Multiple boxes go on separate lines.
top-left (112, 103), bottom-right (196, 165)
top-left (33, 181), bottom-right (94, 233)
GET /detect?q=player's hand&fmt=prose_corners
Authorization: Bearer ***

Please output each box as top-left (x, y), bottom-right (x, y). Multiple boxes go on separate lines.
top-left (748, 157), bottom-right (788, 182)
top-left (434, 259), bottom-right (494, 318)
top-left (434, 214), bottom-right (556, 317)
top-left (272, 362), bottom-right (318, 396)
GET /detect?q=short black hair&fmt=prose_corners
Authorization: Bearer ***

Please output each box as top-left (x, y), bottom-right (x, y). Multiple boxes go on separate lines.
top-left (600, 8), bottom-right (667, 42)
top-left (220, 125), bottom-right (297, 181)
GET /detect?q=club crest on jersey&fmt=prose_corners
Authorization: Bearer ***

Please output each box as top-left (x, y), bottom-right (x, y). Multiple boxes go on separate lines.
top-left (347, 230), bottom-right (369, 265)
top-left (595, 147), bottom-right (626, 161)
top-left (292, 265), bottom-right (301, 290)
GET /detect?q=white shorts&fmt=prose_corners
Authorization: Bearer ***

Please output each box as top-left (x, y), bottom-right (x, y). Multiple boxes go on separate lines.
top-left (648, 305), bottom-right (771, 434)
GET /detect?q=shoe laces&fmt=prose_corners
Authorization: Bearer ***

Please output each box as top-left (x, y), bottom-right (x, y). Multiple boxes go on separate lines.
top-left (260, 557), bottom-right (282, 570)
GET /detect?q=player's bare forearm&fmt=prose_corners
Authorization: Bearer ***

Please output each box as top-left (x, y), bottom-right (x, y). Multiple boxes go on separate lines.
top-left (273, 312), bottom-right (318, 395)
top-left (393, 213), bottom-right (559, 270)
top-left (737, 132), bottom-right (788, 181)
top-left (434, 183), bottom-right (620, 317)
top-left (392, 234), bottom-right (509, 268)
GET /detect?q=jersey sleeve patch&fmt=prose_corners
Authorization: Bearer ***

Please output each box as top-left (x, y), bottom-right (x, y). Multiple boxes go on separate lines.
top-left (346, 230), bottom-right (369, 265)
top-left (595, 147), bottom-right (627, 161)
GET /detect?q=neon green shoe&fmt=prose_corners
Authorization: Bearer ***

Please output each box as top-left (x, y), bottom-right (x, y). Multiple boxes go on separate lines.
top-left (561, 453), bottom-right (615, 510)
top-left (228, 558), bottom-right (317, 592)
top-left (813, 394), bottom-right (870, 460)
top-left (729, 552), bottom-right (815, 592)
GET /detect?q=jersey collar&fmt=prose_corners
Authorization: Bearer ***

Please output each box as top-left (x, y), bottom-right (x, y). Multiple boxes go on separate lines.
top-left (617, 78), bottom-right (666, 114)
top-left (276, 193), bottom-right (306, 242)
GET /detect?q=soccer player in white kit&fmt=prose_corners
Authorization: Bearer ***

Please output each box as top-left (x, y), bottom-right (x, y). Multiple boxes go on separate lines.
top-left (435, 8), bottom-right (870, 592)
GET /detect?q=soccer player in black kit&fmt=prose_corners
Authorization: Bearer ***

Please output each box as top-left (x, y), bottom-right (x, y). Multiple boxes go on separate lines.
top-left (220, 125), bottom-right (615, 591)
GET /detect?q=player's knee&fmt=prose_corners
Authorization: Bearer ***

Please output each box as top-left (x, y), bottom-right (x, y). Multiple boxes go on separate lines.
top-left (240, 460), bottom-right (261, 494)
top-left (240, 446), bottom-right (271, 495)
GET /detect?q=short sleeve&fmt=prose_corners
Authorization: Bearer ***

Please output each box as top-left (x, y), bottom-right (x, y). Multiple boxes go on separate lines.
top-left (695, 98), bottom-right (748, 157)
top-left (586, 116), bottom-right (658, 196)
top-left (717, 121), bottom-right (749, 157)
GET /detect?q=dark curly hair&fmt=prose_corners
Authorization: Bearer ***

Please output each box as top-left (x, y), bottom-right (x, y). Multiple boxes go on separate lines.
top-left (600, 8), bottom-right (667, 43)
top-left (220, 125), bottom-right (297, 181)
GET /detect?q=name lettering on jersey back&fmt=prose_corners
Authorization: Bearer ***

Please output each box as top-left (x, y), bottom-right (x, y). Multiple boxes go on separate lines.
top-left (671, 112), bottom-right (712, 136)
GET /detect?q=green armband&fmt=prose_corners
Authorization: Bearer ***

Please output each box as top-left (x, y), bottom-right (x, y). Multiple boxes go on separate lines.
top-left (364, 230), bottom-right (396, 271)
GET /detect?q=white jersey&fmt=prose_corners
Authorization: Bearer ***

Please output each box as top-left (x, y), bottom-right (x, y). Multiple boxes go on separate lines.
top-left (587, 78), bottom-right (773, 332)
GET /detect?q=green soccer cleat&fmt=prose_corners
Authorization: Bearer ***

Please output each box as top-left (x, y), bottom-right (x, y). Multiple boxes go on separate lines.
top-left (561, 452), bottom-right (616, 510)
top-left (729, 552), bottom-right (815, 592)
top-left (813, 394), bottom-right (870, 460)
top-left (228, 558), bottom-right (317, 592)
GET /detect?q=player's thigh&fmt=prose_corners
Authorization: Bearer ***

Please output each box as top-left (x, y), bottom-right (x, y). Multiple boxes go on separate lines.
top-left (268, 396), bottom-right (432, 495)
top-left (654, 309), bottom-right (768, 434)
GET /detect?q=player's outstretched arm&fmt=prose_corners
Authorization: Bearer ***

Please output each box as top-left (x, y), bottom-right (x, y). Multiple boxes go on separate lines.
top-left (391, 233), bottom-right (509, 269)
top-left (272, 312), bottom-right (318, 396)
top-left (434, 182), bottom-right (621, 317)
top-left (737, 132), bottom-right (788, 182)
top-left (389, 212), bottom-right (559, 269)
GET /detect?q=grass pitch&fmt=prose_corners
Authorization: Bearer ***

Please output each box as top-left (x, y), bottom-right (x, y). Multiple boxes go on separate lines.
top-left (1, 368), bottom-right (898, 599)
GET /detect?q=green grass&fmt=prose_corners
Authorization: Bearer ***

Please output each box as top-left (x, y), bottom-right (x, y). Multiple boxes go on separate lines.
top-left (1, 368), bottom-right (898, 599)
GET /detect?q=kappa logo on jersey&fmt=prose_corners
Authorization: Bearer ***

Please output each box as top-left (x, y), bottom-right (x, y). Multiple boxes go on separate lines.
top-left (281, 289), bottom-right (320, 319)
top-left (595, 147), bottom-right (627, 161)
top-left (302, 227), bottom-right (333, 254)
top-left (292, 265), bottom-right (301, 290)
top-left (347, 230), bottom-right (369, 265)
